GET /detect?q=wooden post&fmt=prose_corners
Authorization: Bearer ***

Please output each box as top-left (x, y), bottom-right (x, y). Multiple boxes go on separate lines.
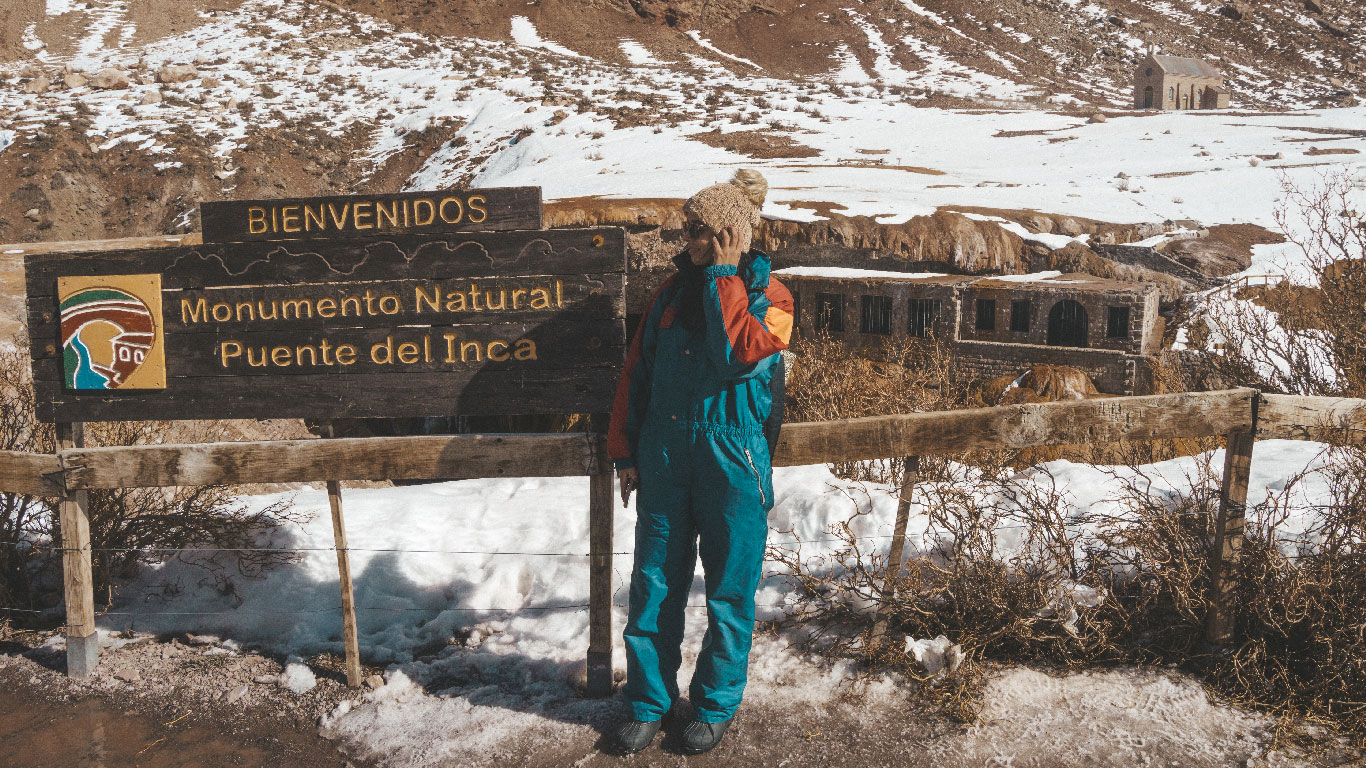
top-left (56, 422), bottom-right (97, 678)
top-left (586, 419), bottom-right (614, 697)
top-left (886, 456), bottom-right (920, 580)
top-left (324, 425), bottom-right (363, 688)
top-left (872, 456), bottom-right (919, 647)
top-left (1206, 401), bottom-right (1257, 645)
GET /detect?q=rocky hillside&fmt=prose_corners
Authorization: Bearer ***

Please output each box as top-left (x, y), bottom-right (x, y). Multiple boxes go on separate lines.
top-left (333, 0), bottom-right (1363, 107)
top-left (0, 0), bottom-right (1362, 305)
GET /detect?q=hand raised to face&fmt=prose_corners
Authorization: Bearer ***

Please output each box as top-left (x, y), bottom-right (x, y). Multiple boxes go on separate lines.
top-left (710, 226), bottom-right (743, 267)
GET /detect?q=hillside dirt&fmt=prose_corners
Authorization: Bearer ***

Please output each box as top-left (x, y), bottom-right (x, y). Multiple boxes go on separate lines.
top-left (328, 0), bottom-right (1364, 104)
top-left (1160, 222), bottom-right (1287, 277)
top-left (0, 0), bottom-right (245, 62)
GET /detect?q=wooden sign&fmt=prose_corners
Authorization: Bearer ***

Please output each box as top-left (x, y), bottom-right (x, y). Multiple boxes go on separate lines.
top-left (25, 229), bottom-right (626, 422)
top-left (199, 188), bottom-right (543, 243)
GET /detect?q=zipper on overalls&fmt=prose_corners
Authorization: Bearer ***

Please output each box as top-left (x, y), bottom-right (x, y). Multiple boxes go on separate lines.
top-left (744, 448), bottom-right (766, 506)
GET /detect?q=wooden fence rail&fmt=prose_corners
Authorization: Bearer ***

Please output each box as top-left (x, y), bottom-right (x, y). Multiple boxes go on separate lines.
top-left (1258, 393), bottom-right (1366, 443)
top-left (4, 388), bottom-right (1366, 690)
top-left (58, 433), bottom-right (606, 490)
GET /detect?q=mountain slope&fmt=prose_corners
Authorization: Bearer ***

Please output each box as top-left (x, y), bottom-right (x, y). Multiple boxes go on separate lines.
top-left (332, 0), bottom-right (1364, 107)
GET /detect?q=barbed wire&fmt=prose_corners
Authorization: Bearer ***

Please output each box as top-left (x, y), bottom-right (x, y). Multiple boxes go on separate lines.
top-left (0, 541), bottom-right (632, 557)
top-left (2, 602), bottom-right (794, 618)
top-left (0, 526), bottom-right (1117, 556)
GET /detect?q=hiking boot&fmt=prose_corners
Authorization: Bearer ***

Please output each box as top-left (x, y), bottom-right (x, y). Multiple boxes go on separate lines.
top-left (681, 718), bottom-right (732, 755)
top-left (614, 718), bottom-right (663, 754)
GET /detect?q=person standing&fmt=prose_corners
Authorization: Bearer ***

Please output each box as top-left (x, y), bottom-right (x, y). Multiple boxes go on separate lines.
top-left (607, 170), bottom-right (793, 755)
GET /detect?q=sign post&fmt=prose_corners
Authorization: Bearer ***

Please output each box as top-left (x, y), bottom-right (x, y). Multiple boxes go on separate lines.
top-left (26, 188), bottom-right (626, 691)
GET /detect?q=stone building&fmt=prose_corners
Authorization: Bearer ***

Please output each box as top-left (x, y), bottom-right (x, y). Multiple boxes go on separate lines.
top-left (1133, 53), bottom-right (1230, 110)
top-left (776, 267), bottom-right (1163, 395)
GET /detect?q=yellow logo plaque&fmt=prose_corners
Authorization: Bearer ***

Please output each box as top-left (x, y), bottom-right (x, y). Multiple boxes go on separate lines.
top-left (57, 274), bottom-right (166, 390)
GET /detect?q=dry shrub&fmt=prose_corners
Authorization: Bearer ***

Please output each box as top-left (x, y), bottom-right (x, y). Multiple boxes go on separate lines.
top-left (0, 339), bottom-right (304, 619)
top-left (79, 419), bottom-right (305, 609)
top-left (786, 333), bottom-right (973, 485)
top-left (787, 333), bottom-right (967, 423)
top-left (1207, 444), bottom-right (1366, 741)
top-left (772, 448), bottom-right (1366, 745)
top-left (0, 343), bottom-right (55, 613)
top-left (1191, 171), bottom-right (1366, 396)
top-left (787, 334), bottom-right (1215, 473)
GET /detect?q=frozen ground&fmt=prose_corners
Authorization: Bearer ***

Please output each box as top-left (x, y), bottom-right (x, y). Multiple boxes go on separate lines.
top-left (62, 440), bottom-right (1333, 765)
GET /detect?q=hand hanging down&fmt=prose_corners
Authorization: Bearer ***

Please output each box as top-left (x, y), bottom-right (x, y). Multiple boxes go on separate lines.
top-left (618, 466), bottom-right (639, 507)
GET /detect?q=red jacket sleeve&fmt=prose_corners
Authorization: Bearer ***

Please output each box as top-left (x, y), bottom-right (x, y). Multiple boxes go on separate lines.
top-left (607, 276), bottom-right (675, 468)
top-left (701, 265), bottom-right (793, 374)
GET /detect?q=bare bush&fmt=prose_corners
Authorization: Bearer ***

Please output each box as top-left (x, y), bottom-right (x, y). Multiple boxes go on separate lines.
top-left (79, 419), bottom-right (305, 609)
top-left (0, 343), bottom-right (55, 613)
top-left (772, 430), bottom-right (1366, 744)
top-left (1192, 171), bottom-right (1366, 397)
top-left (0, 339), bottom-right (304, 618)
top-left (786, 333), bottom-right (975, 484)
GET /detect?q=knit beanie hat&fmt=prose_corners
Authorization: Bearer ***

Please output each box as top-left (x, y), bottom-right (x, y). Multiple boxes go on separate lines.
top-left (682, 169), bottom-right (768, 254)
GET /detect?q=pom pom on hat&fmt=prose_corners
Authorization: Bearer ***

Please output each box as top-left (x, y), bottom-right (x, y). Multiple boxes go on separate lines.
top-left (683, 169), bottom-right (768, 254)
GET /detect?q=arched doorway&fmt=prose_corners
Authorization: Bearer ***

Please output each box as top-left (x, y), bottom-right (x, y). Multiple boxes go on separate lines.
top-left (1047, 300), bottom-right (1088, 347)
top-left (1143, 86), bottom-right (1153, 108)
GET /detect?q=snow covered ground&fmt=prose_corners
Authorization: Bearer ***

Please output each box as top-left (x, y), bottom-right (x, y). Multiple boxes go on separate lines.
top-left (81, 439), bottom-right (1333, 765)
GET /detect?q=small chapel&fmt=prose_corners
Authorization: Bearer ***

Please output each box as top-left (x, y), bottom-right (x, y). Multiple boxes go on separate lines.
top-left (1133, 52), bottom-right (1231, 110)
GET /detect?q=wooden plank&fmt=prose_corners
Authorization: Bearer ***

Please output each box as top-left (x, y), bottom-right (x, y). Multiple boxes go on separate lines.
top-left (200, 188), bottom-right (542, 242)
top-left (55, 422), bottom-right (98, 678)
top-left (1206, 426), bottom-right (1256, 645)
top-left (34, 366), bottom-right (621, 422)
top-left (586, 426), bottom-right (614, 697)
top-left (32, 319), bottom-right (624, 378)
top-left (24, 228), bottom-right (625, 293)
top-left (325, 475), bottom-right (363, 686)
top-left (871, 456), bottom-right (918, 647)
top-left (771, 389), bottom-right (1258, 465)
top-left (26, 275), bottom-right (625, 338)
top-left (320, 423), bottom-right (362, 689)
top-left (61, 433), bottom-right (603, 489)
top-left (0, 450), bottom-right (65, 497)
top-left (0, 233), bottom-right (200, 257)
top-left (167, 275), bottom-right (623, 331)
top-left (886, 456), bottom-right (919, 579)
top-left (1257, 393), bottom-right (1366, 444)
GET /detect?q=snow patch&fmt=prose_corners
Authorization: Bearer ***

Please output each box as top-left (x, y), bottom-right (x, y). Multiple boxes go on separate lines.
top-left (618, 39), bottom-right (661, 66)
top-left (986, 270), bottom-right (1065, 282)
top-left (847, 11), bottom-right (913, 86)
top-left (959, 212), bottom-right (1090, 250)
top-left (22, 23), bottom-right (47, 53)
top-left (774, 266), bottom-right (951, 280)
top-left (896, 0), bottom-right (950, 26)
top-left (280, 660), bottom-right (317, 693)
top-left (831, 44), bottom-right (872, 83)
top-left (685, 31), bottom-right (762, 70)
top-left (924, 667), bottom-right (1270, 764)
top-left (509, 16), bottom-right (584, 59)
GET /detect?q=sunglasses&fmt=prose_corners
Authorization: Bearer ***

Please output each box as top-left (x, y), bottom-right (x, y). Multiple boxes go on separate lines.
top-left (684, 220), bottom-right (710, 239)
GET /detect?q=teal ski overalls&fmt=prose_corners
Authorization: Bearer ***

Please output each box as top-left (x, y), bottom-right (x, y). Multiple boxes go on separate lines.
top-left (608, 250), bottom-right (794, 723)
